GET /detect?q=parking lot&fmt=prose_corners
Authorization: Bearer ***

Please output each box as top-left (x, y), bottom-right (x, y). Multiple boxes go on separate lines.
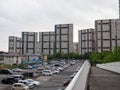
top-left (35, 61), bottom-right (83, 90)
top-left (0, 60), bottom-right (83, 90)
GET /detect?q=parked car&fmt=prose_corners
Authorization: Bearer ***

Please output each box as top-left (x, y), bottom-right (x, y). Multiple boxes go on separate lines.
top-left (25, 79), bottom-right (40, 86)
top-left (10, 75), bottom-right (24, 81)
top-left (0, 69), bottom-right (13, 74)
top-left (24, 65), bottom-right (33, 69)
top-left (42, 69), bottom-right (53, 76)
top-left (70, 73), bottom-right (77, 79)
top-left (1, 77), bottom-right (17, 84)
top-left (12, 68), bottom-right (23, 72)
top-left (57, 66), bottom-right (64, 71)
top-left (52, 69), bottom-right (60, 74)
top-left (22, 72), bottom-right (34, 77)
top-left (35, 68), bottom-right (44, 73)
top-left (11, 83), bottom-right (29, 90)
top-left (63, 79), bottom-right (71, 87)
top-left (18, 80), bottom-right (34, 89)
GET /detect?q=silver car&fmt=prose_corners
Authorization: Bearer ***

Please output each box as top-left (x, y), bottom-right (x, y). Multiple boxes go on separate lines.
top-left (18, 80), bottom-right (34, 89)
top-left (11, 83), bottom-right (29, 90)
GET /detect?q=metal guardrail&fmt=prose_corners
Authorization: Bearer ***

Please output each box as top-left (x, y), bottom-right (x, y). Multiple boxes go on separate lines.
top-left (65, 60), bottom-right (91, 90)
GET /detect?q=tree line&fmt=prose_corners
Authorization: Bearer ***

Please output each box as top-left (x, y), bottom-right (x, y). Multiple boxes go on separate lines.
top-left (47, 46), bottom-right (120, 64)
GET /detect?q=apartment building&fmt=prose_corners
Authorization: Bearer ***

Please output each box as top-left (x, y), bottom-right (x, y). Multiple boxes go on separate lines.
top-left (22, 32), bottom-right (38, 54)
top-left (54, 24), bottom-right (73, 54)
top-left (8, 36), bottom-right (22, 54)
top-left (39, 32), bottom-right (55, 55)
top-left (78, 28), bottom-right (94, 55)
top-left (73, 42), bottom-right (78, 53)
top-left (95, 19), bottom-right (120, 52)
top-left (0, 54), bottom-right (22, 65)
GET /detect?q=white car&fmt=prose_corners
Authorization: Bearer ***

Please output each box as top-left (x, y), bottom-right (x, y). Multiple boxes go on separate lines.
top-left (52, 69), bottom-right (60, 74)
top-left (18, 80), bottom-right (34, 89)
top-left (11, 83), bottom-right (29, 90)
top-left (25, 79), bottom-right (40, 86)
top-left (42, 69), bottom-right (53, 76)
top-left (12, 68), bottom-right (23, 72)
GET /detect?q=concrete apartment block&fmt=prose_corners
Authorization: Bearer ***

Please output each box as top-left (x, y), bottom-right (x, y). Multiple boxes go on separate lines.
top-left (119, 0), bottom-right (120, 19)
top-left (55, 24), bottom-right (73, 54)
top-left (22, 32), bottom-right (38, 54)
top-left (73, 42), bottom-right (78, 53)
top-left (78, 29), bottom-right (94, 55)
top-left (39, 32), bottom-right (55, 55)
top-left (95, 19), bottom-right (120, 52)
top-left (8, 36), bottom-right (22, 54)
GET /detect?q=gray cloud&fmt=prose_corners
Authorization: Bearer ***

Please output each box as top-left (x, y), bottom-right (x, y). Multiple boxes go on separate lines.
top-left (0, 0), bottom-right (118, 51)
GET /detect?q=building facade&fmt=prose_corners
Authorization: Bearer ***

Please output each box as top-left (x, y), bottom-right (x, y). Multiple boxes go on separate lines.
top-left (78, 28), bottom-right (94, 55)
top-left (39, 32), bottom-right (55, 55)
top-left (22, 32), bottom-right (38, 54)
top-left (0, 54), bottom-right (22, 65)
top-left (54, 24), bottom-right (73, 54)
top-left (95, 19), bottom-right (120, 52)
top-left (8, 36), bottom-right (22, 54)
top-left (73, 42), bottom-right (78, 53)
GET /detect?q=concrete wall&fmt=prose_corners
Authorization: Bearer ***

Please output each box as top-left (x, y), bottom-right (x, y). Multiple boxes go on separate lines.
top-left (65, 60), bottom-right (91, 90)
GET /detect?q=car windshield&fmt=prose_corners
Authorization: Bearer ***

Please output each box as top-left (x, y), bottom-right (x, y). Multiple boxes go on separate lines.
top-left (43, 71), bottom-right (50, 73)
top-left (28, 79), bottom-right (34, 82)
top-left (21, 84), bottom-right (26, 87)
top-left (25, 81), bottom-right (30, 84)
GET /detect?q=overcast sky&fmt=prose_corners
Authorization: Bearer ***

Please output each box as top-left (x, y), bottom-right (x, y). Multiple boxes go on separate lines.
top-left (0, 0), bottom-right (119, 51)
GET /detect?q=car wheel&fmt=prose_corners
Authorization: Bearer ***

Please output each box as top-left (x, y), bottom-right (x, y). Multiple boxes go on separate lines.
top-left (34, 84), bottom-right (36, 86)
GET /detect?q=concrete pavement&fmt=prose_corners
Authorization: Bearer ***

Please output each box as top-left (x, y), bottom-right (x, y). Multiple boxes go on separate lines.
top-left (97, 62), bottom-right (120, 74)
top-left (87, 66), bottom-right (120, 90)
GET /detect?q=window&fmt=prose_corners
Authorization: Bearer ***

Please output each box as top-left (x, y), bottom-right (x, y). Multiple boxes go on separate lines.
top-left (14, 84), bottom-right (18, 87)
top-left (18, 85), bottom-right (21, 87)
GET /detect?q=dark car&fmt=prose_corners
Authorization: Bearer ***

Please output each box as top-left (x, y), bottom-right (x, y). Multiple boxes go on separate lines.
top-left (22, 72), bottom-right (34, 77)
top-left (63, 79), bottom-right (71, 87)
top-left (0, 69), bottom-right (13, 74)
top-left (1, 77), bottom-right (17, 84)
top-left (10, 75), bottom-right (24, 81)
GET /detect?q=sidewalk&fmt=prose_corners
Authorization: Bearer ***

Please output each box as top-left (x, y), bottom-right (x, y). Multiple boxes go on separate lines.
top-left (87, 66), bottom-right (120, 90)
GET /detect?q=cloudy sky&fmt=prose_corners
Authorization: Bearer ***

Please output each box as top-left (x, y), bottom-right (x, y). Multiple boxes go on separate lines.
top-left (0, 0), bottom-right (118, 51)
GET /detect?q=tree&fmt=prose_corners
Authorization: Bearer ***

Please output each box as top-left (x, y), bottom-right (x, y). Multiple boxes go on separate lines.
top-left (90, 52), bottom-right (102, 64)
top-left (82, 52), bottom-right (91, 60)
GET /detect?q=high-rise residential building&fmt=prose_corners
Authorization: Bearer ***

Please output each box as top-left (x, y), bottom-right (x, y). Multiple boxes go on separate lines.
top-left (78, 28), bottom-right (94, 55)
top-left (95, 19), bottom-right (120, 52)
top-left (119, 0), bottom-right (120, 19)
top-left (22, 32), bottom-right (38, 54)
top-left (39, 32), bottom-right (55, 55)
top-left (55, 24), bottom-right (73, 54)
top-left (73, 42), bottom-right (78, 53)
top-left (8, 36), bottom-right (22, 54)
